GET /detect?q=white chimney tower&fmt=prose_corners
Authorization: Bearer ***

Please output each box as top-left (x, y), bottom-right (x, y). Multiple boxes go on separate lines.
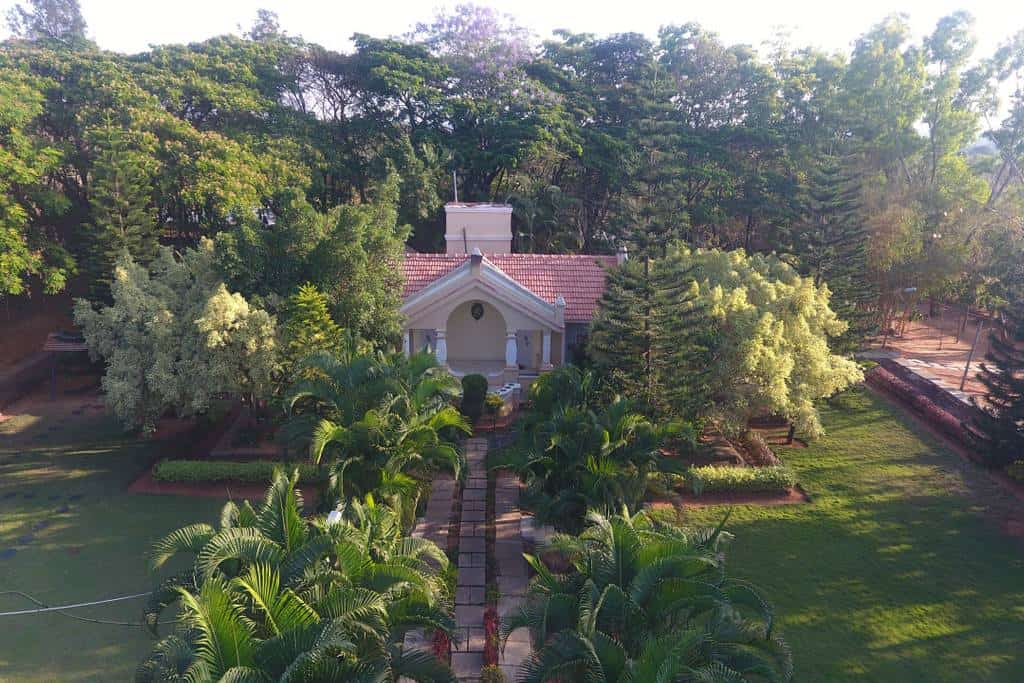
top-left (444, 203), bottom-right (513, 255)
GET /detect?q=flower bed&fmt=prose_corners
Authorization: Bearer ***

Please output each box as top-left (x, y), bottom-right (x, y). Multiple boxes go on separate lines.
top-left (152, 459), bottom-right (325, 484)
top-left (680, 465), bottom-right (797, 495)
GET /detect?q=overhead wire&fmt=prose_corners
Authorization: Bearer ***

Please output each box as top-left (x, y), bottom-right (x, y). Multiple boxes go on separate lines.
top-left (0, 589), bottom-right (147, 626)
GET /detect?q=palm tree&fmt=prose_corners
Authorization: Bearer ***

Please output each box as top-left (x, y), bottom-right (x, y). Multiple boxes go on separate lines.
top-left (139, 470), bottom-right (456, 682)
top-left (525, 364), bottom-right (603, 417)
top-left (284, 349), bottom-right (467, 519)
top-left (502, 509), bottom-right (792, 682)
top-left (496, 396), bottom-right (686, 532)
top-left (308, 396), bottom-right (470, 525)
top-left (286, 350), bottom-right (460, 429)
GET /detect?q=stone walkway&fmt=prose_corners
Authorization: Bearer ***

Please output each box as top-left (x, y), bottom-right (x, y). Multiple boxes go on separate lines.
top-left (405, 437), bottom-right (531, 681)
top-left (404, 473), bottom-right (458, 672)
top-left (452, 438), bottom-right (488, 677)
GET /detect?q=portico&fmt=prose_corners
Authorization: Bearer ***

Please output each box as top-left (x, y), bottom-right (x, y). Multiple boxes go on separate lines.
top-left (400, 201), bottom-right (618, 390)
top-left (401, 249), bottom-right (564, 385)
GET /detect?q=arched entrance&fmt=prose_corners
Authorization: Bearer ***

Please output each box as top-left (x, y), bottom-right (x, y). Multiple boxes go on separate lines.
top-left (445, 300), bottom-right (506, 381)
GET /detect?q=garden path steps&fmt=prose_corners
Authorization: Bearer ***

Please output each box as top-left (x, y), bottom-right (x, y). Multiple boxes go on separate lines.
top-left (404, 438), bottom-right (531, 681)
top-left (451, 439), bottom-right (488, 678)
top-left (494, 466), bottom-right (531, 681)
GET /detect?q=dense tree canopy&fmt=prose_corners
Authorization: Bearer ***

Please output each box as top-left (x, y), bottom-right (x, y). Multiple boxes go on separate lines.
top-left (73, 244), bottom-right (278, 431)
top-left (1, 4), bottom-right (1021, 319)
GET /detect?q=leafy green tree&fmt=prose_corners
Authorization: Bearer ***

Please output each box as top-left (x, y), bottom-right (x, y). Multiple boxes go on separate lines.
top-left (0, 67), bottom-right (73, 297)
top-left (140, 470), bottom-right (456, 682)
top-left (665, 245), bottom-right (863, 437)
top-left (73, 244), bottom-right (278, 431)
top-left (214, 177), bottom-right (409, 347)
top-left (82, 123), bottom-right (159, 301)
top-left (6, 0), bottom-right (88, 46)
top-left (502, 509), bottom-right (792, 682)
top-left (974, 300), bottom-right (1024, 468)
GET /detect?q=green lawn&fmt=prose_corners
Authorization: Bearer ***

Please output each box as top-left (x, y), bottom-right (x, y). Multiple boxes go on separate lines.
top-left (0, 406), bottom-right (221, 682)
top-left (684, 388), bottom-right (1024, 682)
top-left (2, 389), bottom-right (1024, 680)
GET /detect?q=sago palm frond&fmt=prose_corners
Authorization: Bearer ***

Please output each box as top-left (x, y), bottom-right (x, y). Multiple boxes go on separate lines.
top-left (390, 644), bottom-right (458, 683)
top-left (220, 500), bottom-right (259, 531)
top-left (256, 469), bottom-right (308, 554)
top-left (150, 523), bottom-right (216, 571)
top-left (135, 633), bottom-right (196, 683)
top-left (177, 579), bottom-right (258, 677)
top-left (309, 419), bottom-right (350, 465)
top-left (231, 563), bottom-right (319, 636)
top-left (196, 527), bottom-right (286, 580)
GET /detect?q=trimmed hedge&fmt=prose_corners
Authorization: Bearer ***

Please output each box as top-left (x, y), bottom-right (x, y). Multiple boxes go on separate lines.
top-left (683, 465), bottom-right (797, 495)
top-left (152, 460), bottom-right (326, 484)
top-left (461, 373), bottom-right (489, 424)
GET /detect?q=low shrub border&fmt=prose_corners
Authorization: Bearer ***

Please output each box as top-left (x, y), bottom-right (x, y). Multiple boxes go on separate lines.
top-left (680, 465), bottom-right (797, 495)
top-left (152, 459), bottom-right (326, 484)
top-left (865, 366), bottom-right (975, 448)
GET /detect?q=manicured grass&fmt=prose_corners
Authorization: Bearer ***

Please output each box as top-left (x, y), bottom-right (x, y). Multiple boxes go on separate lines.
top-left (0, 407), bottom-right (222, 682)
top-left (683, 388), bottom-right (1024, 681)
top-left (3, 387), bottom-right (1023, 680)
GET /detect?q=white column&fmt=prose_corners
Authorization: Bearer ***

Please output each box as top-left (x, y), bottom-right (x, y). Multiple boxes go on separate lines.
top-left (541, 330), bottom-right (552, 370)
top-left (505, 329), bottom-right (518, 368)
top-left (435, 329), bottom-right (447, 366)
top-left (402, 330), bottom-right (411, 357)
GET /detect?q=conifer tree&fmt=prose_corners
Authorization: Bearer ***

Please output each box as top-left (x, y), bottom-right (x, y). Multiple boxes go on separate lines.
top-left (83, 124), bottom-right (158, 302)
top-left (974, 300), bottom-right (1024, 468)
top-left (589, 257), bottom-right (657, 409)
top-left (650, 259), bottom-right (714, 418)
top-left (282, 283), bottom-right (344, 377)
top-left (798, 152), bottom-right (876, 352)
top-left (589, 253), bottom-right (713, 419)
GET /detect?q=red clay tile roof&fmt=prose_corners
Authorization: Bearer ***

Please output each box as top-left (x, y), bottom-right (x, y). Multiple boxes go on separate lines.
top-left (402, 253), bottom-right (618, 322)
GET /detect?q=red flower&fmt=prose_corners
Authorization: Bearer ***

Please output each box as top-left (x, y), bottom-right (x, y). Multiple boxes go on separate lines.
top-left (483, 606), bottom-right (500, 665)
top-left (432, 629), bottom-right (450, 662)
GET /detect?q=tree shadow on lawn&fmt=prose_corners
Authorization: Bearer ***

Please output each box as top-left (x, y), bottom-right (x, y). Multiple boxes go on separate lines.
top-left (0, 410), bottom-right (224, 681)
top-left (684, 389), bottom-right (1024, 681)
top-left (710, 496), bottom-right (1024, 682)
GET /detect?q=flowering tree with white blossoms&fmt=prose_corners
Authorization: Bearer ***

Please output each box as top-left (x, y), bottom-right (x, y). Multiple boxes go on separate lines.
top-left (665, 245), bottom-right (864, 438)
top-left (74, 241), bottom-right (278, 431)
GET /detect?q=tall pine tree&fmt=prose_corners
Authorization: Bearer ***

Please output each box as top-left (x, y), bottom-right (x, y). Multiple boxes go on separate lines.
top-left (650, 258), bottom-right (714, 419)
top-left (282, 283), bottom-right (344, 378)
top-left (589, 253), bottom-right (713, 419)
top-left (589, 257), bottom-right (657, 409)
top-left (974, 300), bottom-right (1024, 468)
top-left (83, 124), bottom-right (158, 302)
top-left (797, 152), bottom-right (876, 352)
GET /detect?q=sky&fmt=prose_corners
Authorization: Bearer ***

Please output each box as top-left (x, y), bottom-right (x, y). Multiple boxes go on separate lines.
top-left (0, 0), bottom-right (1021, 61)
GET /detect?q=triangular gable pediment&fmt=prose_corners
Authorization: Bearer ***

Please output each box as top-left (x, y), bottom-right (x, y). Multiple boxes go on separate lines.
top-left (401, 256), bottom-right (563, 330)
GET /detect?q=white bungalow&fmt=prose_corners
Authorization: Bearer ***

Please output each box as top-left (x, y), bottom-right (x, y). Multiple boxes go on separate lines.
top-left (400, 203), bottom-right (623, 391)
